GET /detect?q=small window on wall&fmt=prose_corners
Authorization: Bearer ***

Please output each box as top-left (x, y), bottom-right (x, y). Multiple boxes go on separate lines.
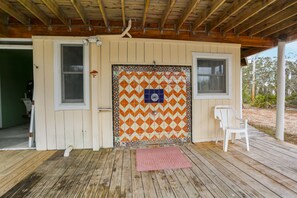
top-left (192, 52), bottom-right (232, 99)
top-left (54, 41), bottom-right (89, 110)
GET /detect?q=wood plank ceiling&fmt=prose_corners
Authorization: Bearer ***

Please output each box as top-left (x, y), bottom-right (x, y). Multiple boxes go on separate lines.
top-left (0, 0), bottom-right (297, 58)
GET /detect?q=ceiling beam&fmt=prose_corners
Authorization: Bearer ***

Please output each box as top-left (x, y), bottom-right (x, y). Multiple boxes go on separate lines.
top-left (248, 4), bottom-right (297, 36)
top-left (97, 0), bottom-right (109, 27)
top-left (207, 0), bottom-right (252, 33)
top-left (42, 0), bottom-right (68, 25)
top-left (0, 13), bottom-right (8, 37)
top-left (287, 30), bottom-right (297, 43)
top-left (259, 15), bottom-right (297, 38)
top-left (0, 23), bottom-right (8, 37)
top-left (18, 0), bottom-right (50, 26)
top-left (269, 26), bottom-right (297, 42)
top-left (192, 0), bottom-right (226, 31)
top-left (70, 0), bottom-right (87, 24)
top-left (121, 0), bottom-right (126, 27)
top-left (221, 0), bottom-right (276, 34)
top-left (4, 23), bottom-right (274, 48)
top-left (0, 1), bottom-right (29, 25)
top-left (241, 47), bottom-right (269, 58)
top-left (142, 0), bottom-right (150, 28)
top-left (235, 1), bottom-right (297, 35)
top-left (109, 31), bottom-right (275, 47)
top-left (160, 0), bottom-right (176, 30)
top-left (177, 0), bottom-right (201, 32)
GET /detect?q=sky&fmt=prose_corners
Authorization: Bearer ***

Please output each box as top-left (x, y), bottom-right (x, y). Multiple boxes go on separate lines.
top-left (249, 40), bottom-right (297, 60)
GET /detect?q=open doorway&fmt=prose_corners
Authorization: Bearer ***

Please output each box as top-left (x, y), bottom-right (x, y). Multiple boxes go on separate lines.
top-left (0, 40), bottom-right (34, 150)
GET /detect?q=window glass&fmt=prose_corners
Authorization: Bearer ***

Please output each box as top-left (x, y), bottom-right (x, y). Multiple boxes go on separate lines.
top-left (197, 59), bottom-right (226, 93)
top-left (62, 45), bottom-right (83, 72)
top-left (61, 44), bottom-right (84, 103)
top-left (63, 74), bottom-right (84, 101)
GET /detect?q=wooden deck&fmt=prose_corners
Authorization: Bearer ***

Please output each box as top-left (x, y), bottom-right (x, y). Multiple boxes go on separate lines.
top-left (1, 128), bottom-right (297, 197)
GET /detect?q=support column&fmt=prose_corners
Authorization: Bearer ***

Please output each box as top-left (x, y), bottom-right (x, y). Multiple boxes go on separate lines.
top-left (276, 40), bottom-right (286, 141)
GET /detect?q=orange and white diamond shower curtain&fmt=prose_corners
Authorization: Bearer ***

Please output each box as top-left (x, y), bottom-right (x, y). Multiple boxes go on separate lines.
top-left (113, 65), bottom-right (191, 147)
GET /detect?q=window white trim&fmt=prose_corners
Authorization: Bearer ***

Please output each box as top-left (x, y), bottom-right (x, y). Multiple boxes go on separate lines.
top-left (192, 52), bottom-right (232, 99)
top-left (54, 40), bottom-right (90, 110)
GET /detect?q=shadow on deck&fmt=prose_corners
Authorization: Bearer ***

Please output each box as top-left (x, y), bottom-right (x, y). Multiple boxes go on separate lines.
top-left (1, 127), bottom-right (297, 197)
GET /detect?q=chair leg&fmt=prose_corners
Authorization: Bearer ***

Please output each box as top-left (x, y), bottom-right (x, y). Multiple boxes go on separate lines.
top-left (223, 131), bottom-right (229, 152)
top-left (215, 129), bottom-right (219, 144)
top-left (245, 130), bottom-right (249, 151)
top-left (231, 133), bottom-right (236, 143)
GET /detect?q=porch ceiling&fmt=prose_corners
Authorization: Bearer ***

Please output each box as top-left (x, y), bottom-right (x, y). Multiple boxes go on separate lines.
top-left (0, 0), bottom-right (297, 58)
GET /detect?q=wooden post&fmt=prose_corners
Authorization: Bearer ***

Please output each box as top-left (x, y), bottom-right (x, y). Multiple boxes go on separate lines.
top-left (90, 42), bottom-right (100, 150)
top-left (276, 39), bottom-right (286, 141)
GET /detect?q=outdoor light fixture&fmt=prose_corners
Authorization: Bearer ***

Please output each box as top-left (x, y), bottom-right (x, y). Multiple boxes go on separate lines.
top-left (90, 70), bottom-right (99, 78)
top-left (83, 36), bottom-right (102, 46)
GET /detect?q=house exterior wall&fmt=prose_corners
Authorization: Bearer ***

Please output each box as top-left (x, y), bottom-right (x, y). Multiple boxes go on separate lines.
top-left (32, 36), bottom-right (241, 150)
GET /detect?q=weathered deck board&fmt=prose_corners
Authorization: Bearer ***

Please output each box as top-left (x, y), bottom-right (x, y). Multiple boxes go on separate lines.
top-left (131, 149), bottom-right (144, 198)
top-left (1, 129), bottom-right (297, 197)
top-left (234, 140), bottom-right (297, 182)
top-left (154, 170), bottom-right (175, 197)
top-left (97, 148), bottom-right (116, 197)
top-left (22, 151), bottom-right (64, 197)
top-left (186, 144), bottom-right (248, 197)
top-left (57, 150), bottom-right (94, 197)
top-left (206, 143), bottom-right (296, 197)
top-left (172, 169), bottom-right (199, 198)
top-left (178, 148), bottom-right (227, 197)
top-left (227, 143), bottom-right (297, 194)
top-left (43, 150), bottom-right (90, 197)
top-left (36, 150), bottom-right (83, 197)
top-left (163, 169), bottom-right (188, 197)
top-left (249, 138), bottom-right (297, 159)
top-left (181, 167), bottom-right (214, 198)
top-left (83, 148), bottom-right (111, 197)
top-left (68, 150), bottom-right (102, 197)
top-left (194, 143), bottom-right (265, 198)
top-left (0, 150), bottom-right (55, 196)
top-left (120, 149), bottom-right (132, 197)
top-left (108, 149), bottom-right (124, 197)
top-left (201, 143), bottom-right (279, 198)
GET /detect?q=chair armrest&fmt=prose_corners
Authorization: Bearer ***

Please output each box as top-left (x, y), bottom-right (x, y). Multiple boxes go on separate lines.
top-left (235, 117), bottom-right (244, 121)
top-left (235, 117), bottom-right (248, 128)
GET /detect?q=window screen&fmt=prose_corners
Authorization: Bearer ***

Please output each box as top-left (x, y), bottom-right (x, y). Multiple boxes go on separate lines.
top-left (197, 59), bottom-right (226, 93)
top-left (61, 44), bottom-right (84, 103)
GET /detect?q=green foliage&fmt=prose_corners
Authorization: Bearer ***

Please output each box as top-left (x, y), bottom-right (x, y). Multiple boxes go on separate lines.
top-left (286, 94), bottom-right (297, 108)
top-left (242, 55), bottom-right (297, 108)
top-left (242, 89), bottom-right (251, 104)
top-left (252, 94), bottom-right (276, 108)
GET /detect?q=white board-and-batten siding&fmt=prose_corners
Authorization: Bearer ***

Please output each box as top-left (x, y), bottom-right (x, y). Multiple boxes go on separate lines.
top-left (33, 36), bottom-right (241, 150)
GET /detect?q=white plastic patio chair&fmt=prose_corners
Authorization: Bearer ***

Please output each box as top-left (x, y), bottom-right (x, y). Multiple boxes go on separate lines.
top-left (214, 105), bottom-right (249, 152)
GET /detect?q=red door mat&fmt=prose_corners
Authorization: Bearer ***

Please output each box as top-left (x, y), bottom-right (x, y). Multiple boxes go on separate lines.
top-left (136, 146), bottom-right (192, 171)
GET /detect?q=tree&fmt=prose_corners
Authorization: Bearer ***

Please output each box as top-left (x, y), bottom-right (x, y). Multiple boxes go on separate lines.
top-left (242, 55), bottom-right (297, 108)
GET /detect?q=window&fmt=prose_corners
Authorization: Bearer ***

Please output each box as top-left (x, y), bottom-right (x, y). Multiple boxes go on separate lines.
top-left (54, 40), bottom-right (89, 110)
top-left (192, 52), bottom-right (232, 99)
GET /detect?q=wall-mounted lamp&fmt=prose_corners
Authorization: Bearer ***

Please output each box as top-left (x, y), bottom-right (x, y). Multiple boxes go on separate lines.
top-left (83, 36), bottom-right (102, 46)
top-left (90, 70), bottom-right (99, 77)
